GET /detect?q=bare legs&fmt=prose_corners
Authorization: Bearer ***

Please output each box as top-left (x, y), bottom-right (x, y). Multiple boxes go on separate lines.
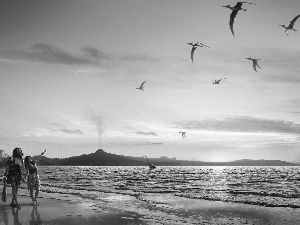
top-left (30, 186), bottom-right (40, 204)
top-left (2, 177), bottom-right (7, 202)
top-left (30, 189), bottom-right (35, 202)
top-left (34, 188), bottom-right (39, 203)
top-left (11, 180), bottom-right (19, 206)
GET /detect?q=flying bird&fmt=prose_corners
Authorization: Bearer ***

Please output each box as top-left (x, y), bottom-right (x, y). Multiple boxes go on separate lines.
top-left (143, 156), bottom-right (156, 170)
top-left (187, 42), bottom-right (209, 63)
top-left (213, 78), bottom-right (226, 84)
top-left (179, 131), bottom-right (186, 138)
top-left (223, 2), bottom-right (255, 37)
top-left (279, 15), bottom-right (300, 35)
top-left (246, 57), bottom-right (261, 72)
top-left (136, 81), bottom-right (146, 91)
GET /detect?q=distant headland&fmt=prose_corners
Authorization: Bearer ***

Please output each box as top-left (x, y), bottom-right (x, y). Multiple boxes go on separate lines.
top-left (1, 149), bottom-right (299, 167)
top-left (32, 149), bottom-right (300, 167)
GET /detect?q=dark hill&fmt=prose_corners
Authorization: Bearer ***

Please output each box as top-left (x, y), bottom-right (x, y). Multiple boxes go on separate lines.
top-left (173, 159), bottom-right (297, 166)
top-left (128, 157), bottom-right (298, 167)
top-left (32, 149), bottom-right (299, 166)
top-left (127, 155), bottom-right (180, 166)
top-left (55, 149), bottom-right (145, 166)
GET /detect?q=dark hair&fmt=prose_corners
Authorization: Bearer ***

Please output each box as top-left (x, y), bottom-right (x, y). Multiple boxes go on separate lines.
top-left (13, 147), bottom-right (24, 159)
top-left (24, 156), bottom-right (32, 166)
top-left (24, 156), bottom-right (37, 174)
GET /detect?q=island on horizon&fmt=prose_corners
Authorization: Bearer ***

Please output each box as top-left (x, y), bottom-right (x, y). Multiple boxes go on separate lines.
top-left (1, 149), bottom-right (296, 167)
top-left (1, 149), bottom-right (299, 167)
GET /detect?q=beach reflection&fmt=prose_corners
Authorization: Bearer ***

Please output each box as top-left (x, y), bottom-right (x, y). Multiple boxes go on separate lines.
top-left (11, 206), bottom-right (22, 225)
top-left (0, 204), bottom-right (43, 225)
top-left (29, 205), bottom-right (42, 225)
top-left (1, 209), bottom-right (9, 225)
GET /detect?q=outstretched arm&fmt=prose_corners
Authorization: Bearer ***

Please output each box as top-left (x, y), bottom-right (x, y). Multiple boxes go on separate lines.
top-left (35, 149), bottom-right (47, 163)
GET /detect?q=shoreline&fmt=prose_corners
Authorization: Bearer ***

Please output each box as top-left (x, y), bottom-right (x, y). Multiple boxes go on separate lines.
top-left (1, 188), bottom-right (300, 224)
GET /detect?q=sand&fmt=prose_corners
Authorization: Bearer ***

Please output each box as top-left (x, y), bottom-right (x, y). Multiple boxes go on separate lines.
top-left (1, 188), bottom-right (299, 225)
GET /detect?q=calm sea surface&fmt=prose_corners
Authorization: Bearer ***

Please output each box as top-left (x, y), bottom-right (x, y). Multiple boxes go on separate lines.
top-left (7, 166), bottom-right (300, 208)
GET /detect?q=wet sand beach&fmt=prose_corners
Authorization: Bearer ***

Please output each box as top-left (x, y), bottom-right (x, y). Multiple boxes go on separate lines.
top-left (1, 188), bottom-right (299, 225)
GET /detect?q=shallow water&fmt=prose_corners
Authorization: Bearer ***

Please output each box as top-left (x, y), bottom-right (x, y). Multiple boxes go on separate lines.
top-left (3, 166), bottom-right (300, 208)
top-left (29, 166), bottom-right (300, 208)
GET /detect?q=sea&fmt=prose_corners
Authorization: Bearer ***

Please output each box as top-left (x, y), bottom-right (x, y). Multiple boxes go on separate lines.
top-left (30, 166), bottom-right (300, 208)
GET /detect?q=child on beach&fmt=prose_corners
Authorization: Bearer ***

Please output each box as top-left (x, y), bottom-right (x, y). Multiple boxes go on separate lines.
top-left (25, 149), bottom-right (46, 205)
top-left (4, 147), bottom-right (26, 207)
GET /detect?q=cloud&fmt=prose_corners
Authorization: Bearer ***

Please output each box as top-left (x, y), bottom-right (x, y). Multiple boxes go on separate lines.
top-left (110, 142), bottom-right (163, 146)
top-left (58, 128), bottom-right (84, 135)
top-left (81, 46), bottom-right (112, 59)
top-left (144, 142), bottom-right (163, 145)
top-left (138, 142), bottom-right (163, 145)
top-left (22, 127), bottom-right (85, 137)
top-left (121, 54), bottom-right (160, 62)
top-left (23, 43), bottom-right (97, 65)
top-left (48, 123), bottom-right (85, 135)
top-left (135, 131), bottom-right (158, 136)
top-left (23, 128), bottom-right (84, 137)
top-left (48, 122), bottom-right (63, 126)
top-left (175, 116), bottom-right (300, 134)
top-left (0, 43), bottom-right (160, 66)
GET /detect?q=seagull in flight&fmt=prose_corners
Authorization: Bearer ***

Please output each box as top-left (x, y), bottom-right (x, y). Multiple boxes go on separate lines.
top-left (143, 156), bottom-right (156, 170)
top-left (187, 42), bottom-right (209, 63)
top-left (223, 2), bottom-right (255, 37)
top-left (136, 81), bottom-right (146, 91)
top-left (279, 15), bottom-right (300, 35)
top-left (179, 131), bottom-right (186, 138)
top-left (246, 57), bottom-right (261, 72)
top-left (213, 78), bottom-right (226, 84)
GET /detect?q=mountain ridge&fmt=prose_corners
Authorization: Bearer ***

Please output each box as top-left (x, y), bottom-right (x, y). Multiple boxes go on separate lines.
top-left (1, 149), bottom-right (299, 167)
top-left (36, 149), bottom-right (299, 166)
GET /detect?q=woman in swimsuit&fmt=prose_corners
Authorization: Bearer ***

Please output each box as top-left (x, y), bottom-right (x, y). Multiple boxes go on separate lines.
top-left (25, 149), bottom-right (46, 205)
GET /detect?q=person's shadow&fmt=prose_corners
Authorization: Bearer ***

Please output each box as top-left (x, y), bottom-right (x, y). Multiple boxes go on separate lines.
top-left (11, 205), bottom-right (22, 225)
top-left (29, 205), bottom-right (42, 225)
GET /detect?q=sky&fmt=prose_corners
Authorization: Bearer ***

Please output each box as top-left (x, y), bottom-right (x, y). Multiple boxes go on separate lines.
top-left (0, 0), bottom-right (299, 162)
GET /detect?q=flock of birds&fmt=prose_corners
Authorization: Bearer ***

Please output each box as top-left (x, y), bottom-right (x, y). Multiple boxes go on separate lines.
top-left (224, 2), bottom-right (300, 36)
top-left (135, 2), bottom-right (299, 169)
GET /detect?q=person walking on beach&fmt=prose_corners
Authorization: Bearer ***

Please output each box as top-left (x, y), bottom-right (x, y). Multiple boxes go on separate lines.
top-left (4, 147), bottom-right (26, 207)
top-left (24, 149), bottom-right (46, 205)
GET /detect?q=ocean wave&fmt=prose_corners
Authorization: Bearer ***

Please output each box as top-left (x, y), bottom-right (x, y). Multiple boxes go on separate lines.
top-left (4, 165), bottom-right (299, 209)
